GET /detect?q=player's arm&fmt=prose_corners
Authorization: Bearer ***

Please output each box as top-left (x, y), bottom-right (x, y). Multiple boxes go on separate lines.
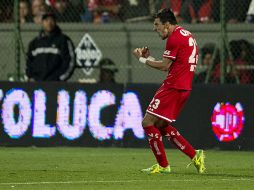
top-left (145, 58), bottom-right (173, 71)
top-left (133, 47), bottom-right (172, 71)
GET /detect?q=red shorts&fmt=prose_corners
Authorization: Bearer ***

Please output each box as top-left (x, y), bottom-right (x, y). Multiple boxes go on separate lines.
top-left (146, 84), bottom-right (190, 122)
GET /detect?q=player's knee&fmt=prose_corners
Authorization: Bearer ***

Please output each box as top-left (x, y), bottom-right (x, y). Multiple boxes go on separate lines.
top-left (155, 119), bottom-right (168, 128)
top-left (142, 118), bottom-right (154, 128)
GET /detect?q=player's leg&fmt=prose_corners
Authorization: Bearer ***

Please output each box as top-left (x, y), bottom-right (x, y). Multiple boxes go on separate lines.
top-left (163, 89), bottom-right (195, 158)
top-left (141, 113), bottom-right (170, 173)
top-left (159, 124), bottom-right (205, 173)
top-left (155, 88), bottom-right (206, 173)
top-left (159, 124), bottom-right (195, 159)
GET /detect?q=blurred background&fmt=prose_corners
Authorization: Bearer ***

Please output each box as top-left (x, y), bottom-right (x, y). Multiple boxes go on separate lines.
top-left (0, 0), bottom-right (254, 84)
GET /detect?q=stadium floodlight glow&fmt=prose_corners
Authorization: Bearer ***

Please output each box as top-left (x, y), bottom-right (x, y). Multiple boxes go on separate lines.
top-left (114, 92), bottom-right (144, 139)
top-left (2, 89), bottom-right (32, 138)
top-left (33, 90), bottom-right (56, 138)
top-left (56, 90), bottom-right (87, 140)
top-left (211, 102), bottom-right (244, 142)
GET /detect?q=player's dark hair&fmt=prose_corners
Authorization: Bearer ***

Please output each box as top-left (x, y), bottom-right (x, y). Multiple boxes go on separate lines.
top-left (153, 8), bottom-right (177, 25)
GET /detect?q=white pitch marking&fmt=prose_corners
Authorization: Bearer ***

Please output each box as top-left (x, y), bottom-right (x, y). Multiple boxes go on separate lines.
top-left (0, 178), bottom-right (253, 186)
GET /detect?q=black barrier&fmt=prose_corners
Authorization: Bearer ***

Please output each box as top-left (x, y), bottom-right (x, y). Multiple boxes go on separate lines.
top-left (0, 82), bottom-right (253, 150)
top-left (180, 85), bottom-right (252, 150)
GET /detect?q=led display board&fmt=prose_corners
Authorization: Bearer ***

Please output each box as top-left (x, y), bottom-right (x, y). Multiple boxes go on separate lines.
top-left (0, 82), bottom-right (253, 150)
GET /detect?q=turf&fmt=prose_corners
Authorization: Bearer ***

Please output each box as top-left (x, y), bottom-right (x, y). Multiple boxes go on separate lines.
top-left (0, 148), bottom-right (254, 190)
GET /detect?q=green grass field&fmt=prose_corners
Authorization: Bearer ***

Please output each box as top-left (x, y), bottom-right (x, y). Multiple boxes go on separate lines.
top-left (0, 148), bottom-right (254, 190)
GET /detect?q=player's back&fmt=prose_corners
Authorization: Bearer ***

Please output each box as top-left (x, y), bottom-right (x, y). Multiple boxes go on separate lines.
top-left (163, 26), bottom-right (198, 90)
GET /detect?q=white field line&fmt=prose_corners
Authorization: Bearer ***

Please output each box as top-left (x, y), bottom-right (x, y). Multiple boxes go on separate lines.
top-left (0, 178), bottom-right (253, 186)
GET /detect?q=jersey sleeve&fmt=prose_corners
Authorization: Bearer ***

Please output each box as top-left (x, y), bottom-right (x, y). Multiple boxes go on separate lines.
top-left (163, 36), bottom-right (179, 61)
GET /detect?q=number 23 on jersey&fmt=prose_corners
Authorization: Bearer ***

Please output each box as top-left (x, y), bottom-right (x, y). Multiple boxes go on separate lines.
top-left (149, 98), bottom-right (160, 111)
top-left (188, 37), bottom-right (198, 72)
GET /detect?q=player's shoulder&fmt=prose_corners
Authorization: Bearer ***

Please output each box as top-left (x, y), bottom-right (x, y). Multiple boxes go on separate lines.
top-left (171, 26), bottom-right (194, 45)
top-left (174, 26), bottom-right (193, 37)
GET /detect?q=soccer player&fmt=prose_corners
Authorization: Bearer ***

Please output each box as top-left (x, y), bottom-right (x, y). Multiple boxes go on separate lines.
top-left (133, 8), bottom-right (205, 174)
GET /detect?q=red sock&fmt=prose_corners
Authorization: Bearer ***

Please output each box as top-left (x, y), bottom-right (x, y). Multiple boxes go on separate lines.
top-left (160, 125), bottom-right (196, 159)
top-left (144, 126), bottom-right (169, 167)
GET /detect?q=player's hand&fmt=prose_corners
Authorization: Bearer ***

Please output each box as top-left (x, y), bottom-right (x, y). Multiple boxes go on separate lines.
top-left (132, 48), bottom-right (142, 59)
top-left (133, 47), bottom-right (150, 59)
top-left (141, 46), bottom-right (150, 58)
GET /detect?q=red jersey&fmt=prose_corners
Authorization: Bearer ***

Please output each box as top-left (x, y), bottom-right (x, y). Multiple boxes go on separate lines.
top-left (163, 26), bottom-right (198, 90)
